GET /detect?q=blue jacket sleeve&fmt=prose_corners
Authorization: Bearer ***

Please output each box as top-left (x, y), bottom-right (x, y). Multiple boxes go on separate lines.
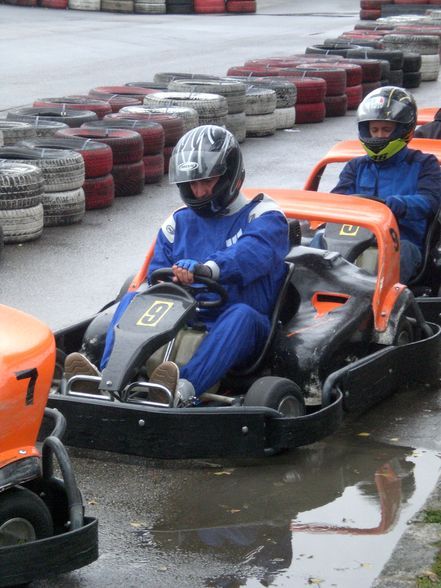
top-left (404, 153), bottom-right (441, 220)
top-left (207, 211), bottom-right (288, 288)
top-left (331, 159), bottom-right (358, 195)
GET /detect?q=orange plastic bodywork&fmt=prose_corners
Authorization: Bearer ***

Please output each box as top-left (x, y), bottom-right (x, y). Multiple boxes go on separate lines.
top-left (130, 189), bottom-right (404, 333)
top-left (303, 138), bottom-right (441, 191)
top-left (417, 107), bottom-right (438, 126)
top-left (0, 305), bottom-right (55, 470)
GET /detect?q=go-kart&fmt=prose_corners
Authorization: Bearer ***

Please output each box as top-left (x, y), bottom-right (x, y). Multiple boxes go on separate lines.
top-left (47, 189), bottom-right (441, 459)
top-left (417, 107), bottom-right (438, 126)
top-left (0, 304), bottom-right (98, 587)
top-left (302, 137), bottom-right (441, 301)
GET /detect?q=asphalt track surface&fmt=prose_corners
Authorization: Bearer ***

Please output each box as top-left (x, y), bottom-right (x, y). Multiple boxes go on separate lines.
top-left (1, 1), bottom-right (441, 586)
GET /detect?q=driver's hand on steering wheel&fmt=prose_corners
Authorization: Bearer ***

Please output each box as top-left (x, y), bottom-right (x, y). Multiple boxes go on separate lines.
top-left (172, 258), bottom-right (199, 285)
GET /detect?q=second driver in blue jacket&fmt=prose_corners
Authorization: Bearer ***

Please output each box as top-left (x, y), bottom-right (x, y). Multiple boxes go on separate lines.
top-left (315, 86), bottom-right (441, 283)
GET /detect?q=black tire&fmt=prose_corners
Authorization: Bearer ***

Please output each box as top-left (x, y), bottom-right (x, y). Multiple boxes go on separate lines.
top-left (0, 486), bottom-right (53, 547)
top-left (243, 376), bottom-right (306, 417)
top-left (393, 316), bottom-right (414, 346)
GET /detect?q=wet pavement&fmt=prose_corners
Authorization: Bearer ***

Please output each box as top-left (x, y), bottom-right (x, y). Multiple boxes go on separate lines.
top-left (1, 0), bottom-right (441, 586)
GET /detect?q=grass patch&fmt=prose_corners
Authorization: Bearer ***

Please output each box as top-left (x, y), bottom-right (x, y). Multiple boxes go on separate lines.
top-left (416, 513), bottom-right (441, 587)
top-left (424, 510), bottom-right (441, 524)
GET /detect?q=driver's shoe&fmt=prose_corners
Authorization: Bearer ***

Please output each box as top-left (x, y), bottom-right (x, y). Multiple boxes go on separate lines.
top-left (149, 361), bottom-right (179, 404)
top-left (64, 352), bottom-right (102, 394)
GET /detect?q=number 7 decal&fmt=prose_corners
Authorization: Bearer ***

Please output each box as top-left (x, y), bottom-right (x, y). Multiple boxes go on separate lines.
top-left (15, 368), bottom-right (38, 405)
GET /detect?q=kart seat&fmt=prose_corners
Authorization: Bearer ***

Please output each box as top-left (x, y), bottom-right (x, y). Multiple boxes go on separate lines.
top-left (408, 205), bottom-right (441, 295)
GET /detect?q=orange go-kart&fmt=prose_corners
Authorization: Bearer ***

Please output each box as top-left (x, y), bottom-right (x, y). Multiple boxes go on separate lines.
top-left (303, 137), bottom-right (441, 299)
top-left (0, 304), bottom-right (97, 587)
top-left (47, 189), bottom-right (441, 460)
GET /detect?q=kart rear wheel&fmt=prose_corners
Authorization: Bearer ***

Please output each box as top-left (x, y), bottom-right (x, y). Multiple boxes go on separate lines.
top-left (393, 316), bottom-right (414, 346)
top-left (244, 376), bottom-right (306, 417)
top-left (0, 487), bottom-right (53, 547)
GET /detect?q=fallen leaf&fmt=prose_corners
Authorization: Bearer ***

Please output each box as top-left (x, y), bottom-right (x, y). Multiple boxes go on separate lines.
top-left (418, 570), bottom-right (439, 582)
top-left (308, 577), bottom-right (323, 584)
top-left (389, 438), bottom-right (399, 442)
top-left (228, 509), bottom-right (241, 514)
top-left (214, 470), bottom-right (233, 476)
top-left (88, 500), bottom-right (97, 506)
top-left (357, 432), bottom-right (370, 437)
top-left (130, 522), bottom-right (144, 528)
top-left (359, 562), bottom-right (372, 568)
top-left (158, 566), bottom-right (168, 572)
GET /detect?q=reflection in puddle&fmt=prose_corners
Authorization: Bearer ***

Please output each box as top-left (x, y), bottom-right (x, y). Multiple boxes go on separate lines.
top-left (139, 440), bottom-right (441, 587)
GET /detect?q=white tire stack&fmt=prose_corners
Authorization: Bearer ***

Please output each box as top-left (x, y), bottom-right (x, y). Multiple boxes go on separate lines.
top-left (125, 105), bottom-right (199, 133)
top-left (167, 78), bottom-right (247, 142)
top-left (382, 34), bottom-right (440, 81)
top-left (135, 0), bottom-right (165, 12)
top-left (244, 88), bottom-right (277, 137)
top-left (68, 0), bottom-right (101, 8)
top-left (0, 146), bottom-right (85, 227)
top-left (0, 121), bottom-right (37, 146)
top-left (0, 162), bottom-right (44, 243)
top-left (143, 91), bottom-right (229, 128)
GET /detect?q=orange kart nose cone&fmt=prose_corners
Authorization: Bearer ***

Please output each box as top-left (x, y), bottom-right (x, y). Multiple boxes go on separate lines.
top-left (0, 305), bottom-right (55, 467)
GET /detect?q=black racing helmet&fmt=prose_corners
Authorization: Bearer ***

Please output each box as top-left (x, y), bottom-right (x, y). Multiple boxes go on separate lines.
top-left (168, 125), bottom-right (245, 216)
top-left (357, 86), bottom-right (417, 161)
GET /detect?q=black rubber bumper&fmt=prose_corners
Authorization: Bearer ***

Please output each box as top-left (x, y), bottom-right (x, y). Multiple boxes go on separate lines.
top-left (0, 516), bottom-right (98, 587)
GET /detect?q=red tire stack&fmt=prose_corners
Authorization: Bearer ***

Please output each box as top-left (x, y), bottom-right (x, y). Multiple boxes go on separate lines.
top-left (40, 0), bottom-right (68, 7)
top-left (55, 128), bottom-right (145, 197)
top-left (360, 0), bottom-right (394, 20)
top-left (226, 0), bottom-right (256, 12)
top-left (18, 137), bottom-right (114, 210)
top-left (81, 119), bottom-right (165, 185)
top-left (33, 97), bottom-right (112, 120)
top-left (194, 0), bottom-right (225, 12)
top-left (294, 64), bottom-right (348, 117)
top-left (104, 112), bottom-right (184, 173)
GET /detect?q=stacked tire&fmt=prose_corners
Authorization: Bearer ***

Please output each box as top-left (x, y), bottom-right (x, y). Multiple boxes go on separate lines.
top-left (0, 162), bottom-right (44, 244)
top-left (226, 0), bottom-right (256, 12)
top-left (19, 137), bottom-right (114, 210)
top-left (244, 87), bottom-right (277, 137)
top-left (0, 146), bottom-right (85, 227)
top-left (0, 121), bottom-right (37, 146)
top-left (143, 91), bottom-right (229, 127)
top-left (33, 97), bottom-right (112, 120)
top-left (166, 0), bottom-right (193, 13)
top-left (135, 0), bottom-right (165, 12)
top-left (346, 47), bottom-right (405, 93)
top-left (101, 0), bottom-right (134, 11)
top-left (360, 0), bottom-right (394, 21)
top-left (294, 64), bottom-right (348, 117)
top-left (339, 57), bottom-right (383, 97)
top-left (68, 0), bottom-right (101, 10)
top-left (193, 0), bottom-right (224, 12)
top-left (382, 34), bottom-right (440, 81)
top-left (105, 111), bottom-right (184, 173)
top-left (6, 106), bottom-right (98, 128)
top-left (167, 79), bottom-right (247, 142)
top-left (124, 105), bottom-right (199, 133)
top-left (55, 128), bottom-right (145, 197)
top-left (82, 119), bottom-right (165, 184)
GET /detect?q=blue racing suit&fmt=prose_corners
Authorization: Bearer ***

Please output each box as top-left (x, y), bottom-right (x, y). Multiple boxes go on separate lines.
top-left (331, 147), bottom-right (441, 282)
top-left (101, 193), bottom-right (289, 397)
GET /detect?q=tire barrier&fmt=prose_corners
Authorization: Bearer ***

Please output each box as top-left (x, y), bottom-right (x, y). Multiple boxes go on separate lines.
top-left (0, 121), bottom-right (37, 146)
top-left (68, 0), bottom-right (101, 10)
top-left (166, 0), bottom-right (193, 13)
top-left (124, 104), bottom-right (199, 133)
top-left (226, 0), bottom-right (256, 12)
top-left (142, 91), bottom-right (229, 127)
top-left (81, 119), bottom-right (165, 182)
top-left (54, 128), bottom-right (145, 197)
top-left (134, 0), bottom-right (165, 13)
top-left (193, 0), bottom-right (225, 13)
top-left (19, 137), bottom-right (115, 210)
top-left (0, 146), bottom-right (86, 227)
top-left (167, 79), bottom-right (247, 115)
top-left (101, 0), bottom-right (134, 11)
top-left (6, 106), bottom-right (98, 128)
top-left (33, 97), bottom-right (112, 120)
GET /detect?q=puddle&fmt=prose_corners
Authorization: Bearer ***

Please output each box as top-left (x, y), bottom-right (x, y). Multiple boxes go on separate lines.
top-left (139, 438), bottom-right (441, 587)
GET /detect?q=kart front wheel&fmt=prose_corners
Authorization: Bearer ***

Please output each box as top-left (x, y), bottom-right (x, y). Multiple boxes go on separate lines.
top-left (0, 486), bottom-right (54, 547)
top-left (244, 376), bottom-right (306, 417)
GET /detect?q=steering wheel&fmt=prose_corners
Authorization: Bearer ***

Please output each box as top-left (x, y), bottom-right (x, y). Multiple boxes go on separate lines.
top-left (150, 267), bottom-right (228, 309)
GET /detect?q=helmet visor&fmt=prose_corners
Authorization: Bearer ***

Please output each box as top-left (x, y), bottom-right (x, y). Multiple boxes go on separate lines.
top-left (169, 149), bottom-right (227, 184)
top-left (358, 93), bottom-right (413, 125)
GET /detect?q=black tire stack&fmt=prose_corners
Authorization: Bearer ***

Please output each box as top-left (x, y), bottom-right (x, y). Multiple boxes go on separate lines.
top-left (166, 0), bottom-right (193, 13)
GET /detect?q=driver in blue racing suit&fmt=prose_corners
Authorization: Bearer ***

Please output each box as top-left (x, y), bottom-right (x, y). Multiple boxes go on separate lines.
top-left (64, 125), bottom-right (289, 406)
top-left (312, 86), bottom-right (441, 283)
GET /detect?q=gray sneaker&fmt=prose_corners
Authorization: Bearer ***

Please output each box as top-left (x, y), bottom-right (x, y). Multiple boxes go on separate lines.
top-left (174, 378), bottom-right (196, 408)
top-left (64, 352), bottom-right (101, 394)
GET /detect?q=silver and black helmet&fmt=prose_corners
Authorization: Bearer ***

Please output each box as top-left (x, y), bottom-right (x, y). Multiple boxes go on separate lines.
top-left (169, 125), bottom-right (245, 216)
